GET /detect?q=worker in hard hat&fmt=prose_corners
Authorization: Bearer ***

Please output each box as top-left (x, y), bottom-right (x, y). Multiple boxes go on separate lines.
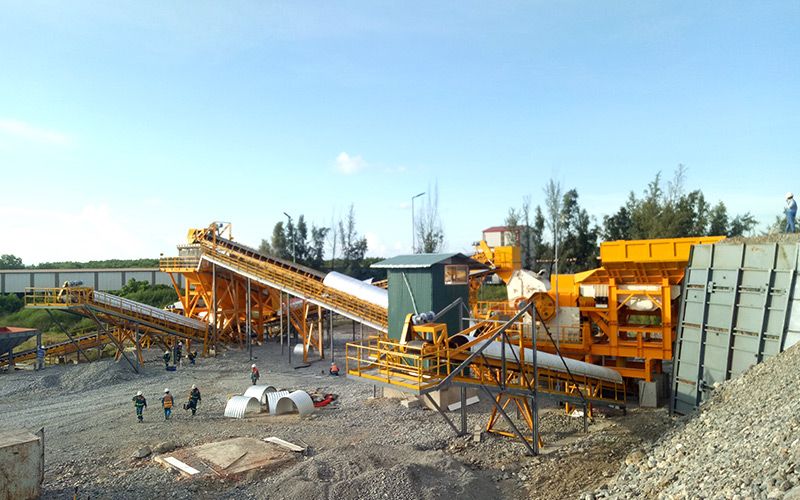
top-left (161, 389), bottom-right (174, 420)
top-left (250, 364), bottom-right (260, 385)
top-left (132, 391), bottom-right (147, 423)
top-left (176, 341), bottom-right (183, 367)
top-left (329, 361), bottom-right (340, 376)
top-left (187, 350), bottom-right (197, 365)
top-left (786, 193), bottom-right (797, 233)
top-left (163, 350), bottom-right (171, 369)
top-left (184, 384), bottom-right (201, 416)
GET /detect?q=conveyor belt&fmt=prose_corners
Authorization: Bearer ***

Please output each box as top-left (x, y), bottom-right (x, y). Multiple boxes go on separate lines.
top-left (193, 229), bottom-right (388, 332)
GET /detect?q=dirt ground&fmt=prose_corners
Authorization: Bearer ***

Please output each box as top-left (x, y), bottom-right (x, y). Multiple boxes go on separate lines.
top-left (0, 323), bottom-right (674, 499)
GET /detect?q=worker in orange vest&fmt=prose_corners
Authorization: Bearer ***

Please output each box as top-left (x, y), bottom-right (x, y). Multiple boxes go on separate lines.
top-left (161, 388), bottom-right (174, 420)
top-left (329, 361), bottom-right (340, 376)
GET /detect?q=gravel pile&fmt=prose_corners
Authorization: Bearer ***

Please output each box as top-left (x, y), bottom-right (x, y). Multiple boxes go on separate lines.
top-left (594, 344), bottom-right (800, 499)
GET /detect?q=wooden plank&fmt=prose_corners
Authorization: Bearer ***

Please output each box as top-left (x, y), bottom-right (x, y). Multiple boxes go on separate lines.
top-left (264, 437), bottom-right (306, 452)
top-left (163, 456), bottom-right (200, 475)
top-left (220, 451), bottom-right (247, 470)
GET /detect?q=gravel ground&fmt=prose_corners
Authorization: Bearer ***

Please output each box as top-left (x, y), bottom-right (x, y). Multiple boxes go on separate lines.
top-left (594, 343), bottom-right (800, 500)
top-left (1, 324), bottom-right (673, 499)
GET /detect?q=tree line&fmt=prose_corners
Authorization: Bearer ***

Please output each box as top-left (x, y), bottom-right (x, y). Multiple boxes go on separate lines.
top-left (506, 166), bottom-right (758, 274)
top-left (258, 204), bottom-right (384, 280)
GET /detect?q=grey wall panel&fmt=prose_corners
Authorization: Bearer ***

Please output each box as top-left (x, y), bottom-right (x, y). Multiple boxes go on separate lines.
top-left (97, 273), bottom-right (123, 291)
top-left (33, 273), bottom-right (56, 288)
top-left (124, 272), bottom-right (153, 284)
top-left (672, 242), bottom-right (800, 414)
top-left (4, 274), bottom-right (30, 293)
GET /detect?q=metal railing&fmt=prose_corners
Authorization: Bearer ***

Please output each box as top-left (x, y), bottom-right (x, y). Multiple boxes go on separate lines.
top-left (197, 238), bottom-right (388, 331)
top-left (25, 287), bottom-right (208, 340)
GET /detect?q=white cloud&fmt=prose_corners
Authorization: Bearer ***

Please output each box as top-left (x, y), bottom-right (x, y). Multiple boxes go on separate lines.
top-left (0, 204), bottom-right (154, 264)
top-left (335, 152), bottom-right (367, 175)
top-left (0, 118), bottom-right (72, 147)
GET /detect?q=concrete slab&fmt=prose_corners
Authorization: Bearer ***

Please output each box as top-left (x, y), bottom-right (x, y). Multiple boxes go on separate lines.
top-left (155, 437), bottom-right (295, 479)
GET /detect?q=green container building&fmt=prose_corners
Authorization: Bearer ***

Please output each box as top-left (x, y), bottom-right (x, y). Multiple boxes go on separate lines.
top-left (371, 253), bottom-right (486, 340)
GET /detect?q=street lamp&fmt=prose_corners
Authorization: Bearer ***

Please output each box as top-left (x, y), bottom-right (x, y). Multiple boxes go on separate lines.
top-left (411, 192), bottom-right (425, 253)
top-left (283, 212), bottom-right (296, 263)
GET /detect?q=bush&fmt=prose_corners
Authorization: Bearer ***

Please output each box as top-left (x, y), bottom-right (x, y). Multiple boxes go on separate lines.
top-left (0, 294), bottom-right (23, 315)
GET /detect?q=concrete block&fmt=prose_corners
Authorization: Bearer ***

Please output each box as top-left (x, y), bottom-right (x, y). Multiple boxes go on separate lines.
top-left (638, 373), bottom-right (667, 408)
top-left (384, 387), bottom-right (414, 400)
top-left (400, 399), bottom-right (420, 409)
top-left (422, 387), bottom-right (479, 412)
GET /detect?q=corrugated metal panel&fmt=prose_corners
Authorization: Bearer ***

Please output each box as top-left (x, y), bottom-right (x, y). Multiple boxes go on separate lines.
top-left (266, 390), bottom-right (290, 415)
top-left (97, 273), bottom-right (123, 291)
top-left (387, 269), bottom-right (433, 340)
top-left (33, 273), bottom-right (57, 288)
top-left (223, 396), bottom-right (261, 419)
top-left (274, 391), bottom-right (315, 416)
top-left (4, 274), bottom-right (30, 293)
top-left (672, 242), bottom-right (800, 415)
top-left (373, 253), bottom-right (460, 269)
top-left (125, 271), bottom-right (153, 283)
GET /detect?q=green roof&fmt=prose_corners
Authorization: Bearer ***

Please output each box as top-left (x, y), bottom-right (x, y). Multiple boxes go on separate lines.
top-left (371, 253), bottom-right (487, 269)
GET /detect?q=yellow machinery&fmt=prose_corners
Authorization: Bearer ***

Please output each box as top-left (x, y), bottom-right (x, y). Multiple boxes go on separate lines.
top-left (160, 223), bottom-right (389, 362)
top-left (473, 236), bottom-right (725, 382)
top-left (346, 304), bottom-right (627, 454)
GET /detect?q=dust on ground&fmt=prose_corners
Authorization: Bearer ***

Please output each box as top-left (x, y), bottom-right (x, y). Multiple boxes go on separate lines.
top-left (0, 324), bottom-right (674, 499)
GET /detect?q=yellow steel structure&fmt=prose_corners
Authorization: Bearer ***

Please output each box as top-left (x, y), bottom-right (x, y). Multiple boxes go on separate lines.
top-left (346, 311), bottom-right (626, 450)
top-left (24, 286), bottom-right (209, 370)
top-left (474, 235), bottom-right (725, 382)
top-left (160, 223), bottom-right (389, 362)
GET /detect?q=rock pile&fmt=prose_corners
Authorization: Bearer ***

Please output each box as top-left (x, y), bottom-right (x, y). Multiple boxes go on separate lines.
top-left (594, 344), bottom-right (800, 499)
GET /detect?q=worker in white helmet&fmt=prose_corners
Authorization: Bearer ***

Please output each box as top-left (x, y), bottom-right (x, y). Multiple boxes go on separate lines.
top-left (250, 364), bottom-right (260, 385)
top-left (161, 389), bottom-right (174, 420)
top-left (132, 390), bottom-right (147, 423)
top-left (786, 192), bottom-right (797, 233)
top-left (163, 350), bottom-right (171, 368)
top-left (184, 384), bottom-right (202, 416)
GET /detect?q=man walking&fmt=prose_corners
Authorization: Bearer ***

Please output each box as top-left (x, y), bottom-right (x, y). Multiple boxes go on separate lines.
top-left (161, 389), bottom-right (174, 420)
top-left (184, 385), bottom-right (201, 416)
top-left (163, 350), bottom-right (171, 369)
top-left (132, 391), bottom-right (147, 423)
top-left (787, 193), bottom-right (797, 233)
top-left (250, 364), bottom-right (260, 385)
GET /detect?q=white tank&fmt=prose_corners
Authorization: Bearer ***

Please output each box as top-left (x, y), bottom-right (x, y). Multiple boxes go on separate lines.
top-left (322, 271), bottom-right (388, 310)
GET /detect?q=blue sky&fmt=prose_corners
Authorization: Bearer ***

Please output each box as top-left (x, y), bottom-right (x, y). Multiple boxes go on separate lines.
top-left (1, 1), bottom-right (797, 264)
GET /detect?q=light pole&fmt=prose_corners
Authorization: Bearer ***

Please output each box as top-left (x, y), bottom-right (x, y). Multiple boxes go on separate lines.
top-left (283, 212), bottom-right (296, 263)
top-left (411, 192), bottom-right (425, 253)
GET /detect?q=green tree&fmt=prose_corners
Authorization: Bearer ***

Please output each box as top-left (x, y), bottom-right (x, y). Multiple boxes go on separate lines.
top-left (0, 254), bottom-right (24, 269)
top-left (270, 221), bottom-right (290, 260)
top-left (309, 225), bottom-right (329, 269)
top-left (559, 189), bottom-right (598, 272)
top-left (415, 182), bottom-right (444, 253)
top-left (338, 205), bottom-right (369, 278)
top-left (708, 202), bottom-right (729, 236)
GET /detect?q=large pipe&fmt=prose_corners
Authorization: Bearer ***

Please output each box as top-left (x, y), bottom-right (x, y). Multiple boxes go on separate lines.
top-left (322, 271), bottom-right (388, 309)
top-left (449, 332), bottom-right (623, 384)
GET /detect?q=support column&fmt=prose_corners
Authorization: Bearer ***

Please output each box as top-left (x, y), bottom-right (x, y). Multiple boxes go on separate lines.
top-left (329, 311), bottom-right (335, 362)
top-left (247, 278), bottom-right (252, 361)
top-left (212, 263), bottom-right (217, 355)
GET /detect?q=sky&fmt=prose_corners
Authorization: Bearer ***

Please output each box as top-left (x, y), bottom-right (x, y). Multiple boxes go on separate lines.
top-left (0, 1), bottom-right (798, 264)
